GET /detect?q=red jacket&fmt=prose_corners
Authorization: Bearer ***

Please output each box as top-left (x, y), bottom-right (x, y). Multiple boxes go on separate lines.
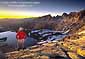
top-left (16, 31), bottom-right (27, 40)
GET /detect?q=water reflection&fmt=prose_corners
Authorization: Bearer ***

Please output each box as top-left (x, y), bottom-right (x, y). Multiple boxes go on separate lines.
top-left (0, 29), bottom-right (68, 48)
top-left (0, 31), bottom-right (37, 48)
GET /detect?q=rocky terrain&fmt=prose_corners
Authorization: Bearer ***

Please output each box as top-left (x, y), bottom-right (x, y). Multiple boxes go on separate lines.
top-left (0, 10), bottom-right (85, 32)
top-left (4, 26), bottom-right (85, 59)
top-left (0, 10), bottom-right (85, 59)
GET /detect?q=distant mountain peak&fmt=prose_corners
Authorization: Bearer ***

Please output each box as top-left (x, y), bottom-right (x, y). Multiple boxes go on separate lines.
top-left (62, 13), bottom-right (68, 17)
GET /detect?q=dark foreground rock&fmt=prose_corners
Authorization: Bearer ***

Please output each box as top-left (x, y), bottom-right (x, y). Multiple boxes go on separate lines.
top-left (0, 51), bottom-right (6, 59)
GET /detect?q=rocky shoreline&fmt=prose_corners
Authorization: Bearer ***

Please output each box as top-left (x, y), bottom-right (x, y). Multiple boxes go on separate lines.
top-left (5, 30), bottom-right (85, 59)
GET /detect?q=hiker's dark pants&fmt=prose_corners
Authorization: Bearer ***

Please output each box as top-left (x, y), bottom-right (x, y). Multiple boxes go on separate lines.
top-left (17, 39), bottom-right (25, 49)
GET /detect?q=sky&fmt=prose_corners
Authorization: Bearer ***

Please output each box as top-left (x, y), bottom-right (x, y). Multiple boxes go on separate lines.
top-left (0, 0), bottom-right (85, 19)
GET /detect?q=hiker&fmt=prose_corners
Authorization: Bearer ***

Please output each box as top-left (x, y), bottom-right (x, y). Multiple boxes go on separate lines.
top-left (16, 27), bottom-right (27, 50)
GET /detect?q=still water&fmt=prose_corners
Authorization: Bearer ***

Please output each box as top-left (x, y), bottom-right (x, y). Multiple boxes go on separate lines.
top-left (0, 30), bottom-right (67, 48)
top-left (0, 31), bottom-right (37, 48)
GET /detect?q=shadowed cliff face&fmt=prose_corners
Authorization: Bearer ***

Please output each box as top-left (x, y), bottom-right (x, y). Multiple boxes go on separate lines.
top-left (33, 10), bottom-right (85, 33)
top-left (0, 10), bottom-right (85, 32)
